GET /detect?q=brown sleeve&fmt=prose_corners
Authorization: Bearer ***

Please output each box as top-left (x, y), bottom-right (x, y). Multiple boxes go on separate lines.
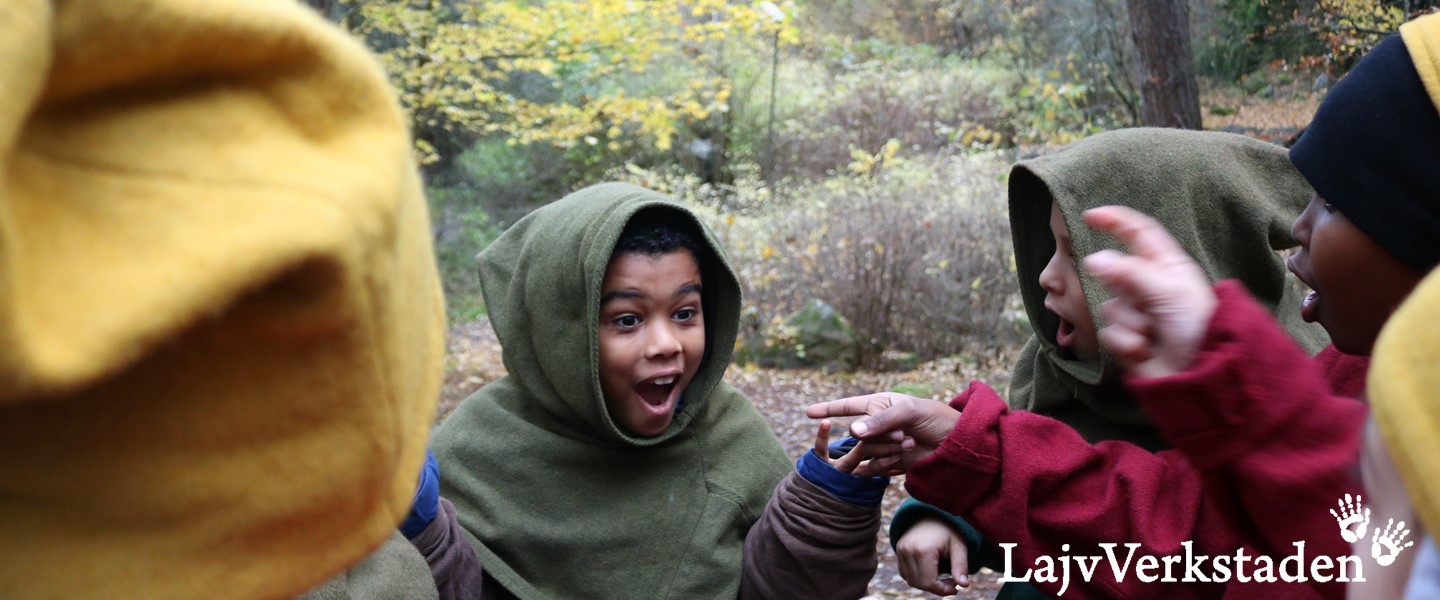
top-left (410, 497), bottom-right (489, 600)
top-left (739, 471), bottom-right (880, 600)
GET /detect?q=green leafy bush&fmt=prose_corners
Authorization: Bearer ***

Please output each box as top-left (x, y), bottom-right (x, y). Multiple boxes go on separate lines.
top-left (427, 187), bottom-right (500, 324)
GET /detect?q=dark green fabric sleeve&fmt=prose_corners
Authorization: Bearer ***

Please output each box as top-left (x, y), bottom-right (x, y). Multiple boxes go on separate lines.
top-left (888, 498), bottom-right (998, 574)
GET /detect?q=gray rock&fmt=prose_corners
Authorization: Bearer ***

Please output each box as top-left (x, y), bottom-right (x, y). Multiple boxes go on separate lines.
top-left (740, 299), bottom-right (860, 372)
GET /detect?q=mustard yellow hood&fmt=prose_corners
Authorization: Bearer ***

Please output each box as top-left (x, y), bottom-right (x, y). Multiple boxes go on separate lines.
top-left (0, 1), bottom-right (445, 597)
top-left (1372, 8), bottom-right (1440, 534)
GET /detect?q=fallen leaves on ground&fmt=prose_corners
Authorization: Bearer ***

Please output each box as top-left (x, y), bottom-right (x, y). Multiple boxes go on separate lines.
top-left (1200, 81), bottom-right (1323, 145)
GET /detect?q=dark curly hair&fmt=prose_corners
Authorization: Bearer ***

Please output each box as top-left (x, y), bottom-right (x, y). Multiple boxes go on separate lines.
top-left (611, 208), bottom-right (705, 260)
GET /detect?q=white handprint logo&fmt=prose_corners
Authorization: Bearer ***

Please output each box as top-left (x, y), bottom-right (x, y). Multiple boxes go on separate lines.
top-left (1371, 518), bottom-right (1415, 567)
top-left (1329, 493), bottom-right (1371, 543)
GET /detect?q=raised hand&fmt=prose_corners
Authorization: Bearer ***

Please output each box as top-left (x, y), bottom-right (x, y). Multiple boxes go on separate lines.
top-left (806, 392), bottom-right (960, 474)
top-left (1372, 518), bottom-right (1415, 567)
top-left (896, 517), bottom-right (970, 596)
top-left (1080, 206), bottom-right (1217, 379)
top-left (1329, 493), bottom-right (1371, 544)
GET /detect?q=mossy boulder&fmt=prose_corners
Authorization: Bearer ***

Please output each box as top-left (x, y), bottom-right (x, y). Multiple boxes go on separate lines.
top-left (738, 299), bottom-right (860, 372)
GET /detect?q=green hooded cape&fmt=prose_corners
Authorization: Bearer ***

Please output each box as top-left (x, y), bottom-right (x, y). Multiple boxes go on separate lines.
top-left (1007, 128), bottom-right (1330, 449)
top-left (431, 183), bottom-right (791, 599)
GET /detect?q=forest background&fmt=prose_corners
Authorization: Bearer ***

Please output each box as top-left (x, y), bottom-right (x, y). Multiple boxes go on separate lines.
top-left (306, 1), bottom-right (1435, 597)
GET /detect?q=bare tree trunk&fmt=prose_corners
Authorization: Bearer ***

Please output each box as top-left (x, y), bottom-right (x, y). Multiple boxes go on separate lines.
top-left (1126, 0), bottom-right (1202, 129)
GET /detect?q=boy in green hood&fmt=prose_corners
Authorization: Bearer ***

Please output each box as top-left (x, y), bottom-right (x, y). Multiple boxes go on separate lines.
top-left (426, 183), bottom-right (889, 599)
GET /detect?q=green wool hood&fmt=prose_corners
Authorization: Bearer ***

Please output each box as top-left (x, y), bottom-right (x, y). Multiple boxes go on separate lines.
top-left (1008, 128), bottom-right (1330, 448)
top-left (431, 183), bottom-right (790, 599)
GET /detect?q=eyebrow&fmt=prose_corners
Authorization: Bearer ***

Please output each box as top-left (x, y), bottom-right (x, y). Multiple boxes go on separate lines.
top-left (600, 282), bottom-right (702, 306)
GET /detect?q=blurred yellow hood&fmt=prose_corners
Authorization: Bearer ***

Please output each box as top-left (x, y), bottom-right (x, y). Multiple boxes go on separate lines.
top-left (1401, 11), bottom-right (1440, 111)
top-left (1371, 267), bottom-right (1440, 540)
top-left (0, 1), bottom-right (445, 598)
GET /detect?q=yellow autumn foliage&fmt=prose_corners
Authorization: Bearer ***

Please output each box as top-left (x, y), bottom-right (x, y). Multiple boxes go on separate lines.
top-left (334, 0), bottom-right (796, 163)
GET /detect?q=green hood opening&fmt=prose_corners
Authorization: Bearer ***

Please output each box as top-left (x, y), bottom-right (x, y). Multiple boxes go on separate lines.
top-left (475, 182), bottom-right (742, 446)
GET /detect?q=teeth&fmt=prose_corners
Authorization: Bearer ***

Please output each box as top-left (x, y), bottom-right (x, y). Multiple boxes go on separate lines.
top-left (653, 377), bottom-right (676, 386)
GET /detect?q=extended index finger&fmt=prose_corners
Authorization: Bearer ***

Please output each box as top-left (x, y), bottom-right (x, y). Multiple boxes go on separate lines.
top-left (1082, 205), bottom-right (1189, 264)
top-left (806, 394), bottom-right (890, 420)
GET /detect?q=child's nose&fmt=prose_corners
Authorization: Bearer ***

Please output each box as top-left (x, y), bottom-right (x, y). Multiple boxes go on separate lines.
top-left (1291, 204), bottom-right (1316, 246)
top-left (1038, 251), bottom-right (1065, 294)
top-left (645, 323), bottom-right (683, 359)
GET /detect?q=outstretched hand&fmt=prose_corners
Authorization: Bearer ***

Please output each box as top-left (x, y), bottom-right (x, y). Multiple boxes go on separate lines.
top-left (1081, 206), bottom-right (1217, 379)
top-left (806, 392), bottom-right (959, 475)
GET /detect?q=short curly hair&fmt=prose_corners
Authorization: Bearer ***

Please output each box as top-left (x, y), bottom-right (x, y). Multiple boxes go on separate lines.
top-left (611, 208), bottom-right (704, 260)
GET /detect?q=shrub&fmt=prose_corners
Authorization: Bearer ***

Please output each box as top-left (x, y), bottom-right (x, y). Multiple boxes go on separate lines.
top-left (617, 151), bottom-right (1023, 369)
top-left (448, 139), bottom-right (574, 227)
top-left (770, 58), bottom-right (1010, 178)
top-left (751, 154), bottom-right (1019, 366)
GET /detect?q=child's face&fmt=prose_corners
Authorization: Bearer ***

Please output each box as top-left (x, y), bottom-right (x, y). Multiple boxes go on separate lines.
top-left (1038, 201), bottom-right (1100, 361)
top-left (597, 250), bottom-right (706, 437)
top-left (1288, 195), bottom-right (1424, 355)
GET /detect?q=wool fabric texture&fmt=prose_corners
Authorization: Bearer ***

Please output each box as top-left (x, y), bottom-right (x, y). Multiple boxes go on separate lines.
top-left (299, 532), bottom-right (440, 600)
top-left (1370, 266), bottom-right (1440, 540)
top-left (1289, 15), bottom-right (1440, 272)
top-left (1008, 128), bottom-right (1329, 447)
top-left (431, 183), bottom-right (791, 600)
top-left (0, 1), bottom-right (445, 598)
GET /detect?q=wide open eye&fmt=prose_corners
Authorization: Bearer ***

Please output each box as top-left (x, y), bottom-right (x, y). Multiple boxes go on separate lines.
top-left (673, 307), bottom-right (698, 322)
top-left (614, 314), bottom-right (641, 329)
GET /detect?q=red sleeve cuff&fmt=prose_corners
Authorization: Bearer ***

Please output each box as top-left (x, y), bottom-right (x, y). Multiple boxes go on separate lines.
top-left (903, 381), bottom-right (1006, 514)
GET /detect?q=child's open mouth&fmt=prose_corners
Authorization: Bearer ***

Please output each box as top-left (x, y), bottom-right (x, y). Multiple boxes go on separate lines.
top-left (637, 375), bottom-right (677, 408)
top-left (1056, 317), bottom-right (1076, 347)
top-left (1288, 256), bottom-right (1320, 323)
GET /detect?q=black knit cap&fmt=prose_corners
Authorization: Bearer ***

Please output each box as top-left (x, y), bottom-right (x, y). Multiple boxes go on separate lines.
top-left (1290, 34), bottom-right (1440, 272)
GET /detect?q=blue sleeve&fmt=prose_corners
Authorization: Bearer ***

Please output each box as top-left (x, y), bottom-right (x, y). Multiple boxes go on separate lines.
top-left (795, 445), bottom-right (889, 507)
top-left (399, 449), bottom-right (441, 539)
top-left (827, 435), bottom-right (859, 459)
